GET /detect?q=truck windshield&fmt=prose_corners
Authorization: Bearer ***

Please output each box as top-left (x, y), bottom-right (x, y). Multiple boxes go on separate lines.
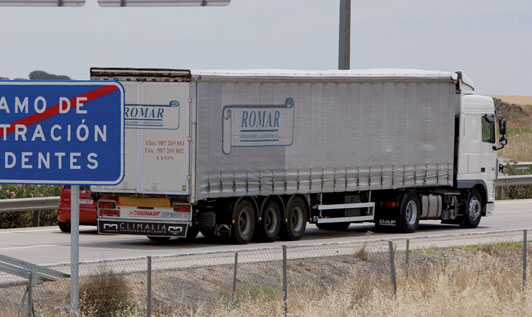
top-left (481, 114), bottom-right (495, 143)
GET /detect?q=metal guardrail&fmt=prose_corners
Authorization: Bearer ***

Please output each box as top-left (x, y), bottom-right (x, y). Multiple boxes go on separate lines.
top-left (0, 196), bottom-right (60, 227)
top-left (0, 254), bottom-right (69, 283)
top-left (0, 196), bottom-right (60, 213)
top-left (495, 161), bottom-right (532, 199)
top-left (0, 254), bottom-right (69, 316)
top-left (496, 175), bottom-right (532, 186)
top-left (505, 161), bottom-right (532, 173)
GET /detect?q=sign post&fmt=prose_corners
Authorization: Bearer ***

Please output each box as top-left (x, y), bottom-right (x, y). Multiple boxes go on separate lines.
top-left (0, 81), bottom-right (124, 316)
top-left (70, 185), bottom-right (79, 317)
top-left (339, 0), bottom-right (351, 70)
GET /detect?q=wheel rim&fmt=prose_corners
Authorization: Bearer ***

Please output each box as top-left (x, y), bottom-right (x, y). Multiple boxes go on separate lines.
top-left (405, 200), bottom-right (417, 225)
top-left (238, 208), bottom-right (251, 236)
top-left (290, 206), bottom-right (304, 232)
top-left (469, 197), bottom-right (481, 220)
top-left (265, 207), bottom-right (278, 234)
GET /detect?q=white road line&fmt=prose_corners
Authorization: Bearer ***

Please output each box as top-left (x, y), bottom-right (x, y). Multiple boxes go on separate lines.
top-left (0, 244), bottom-right (59, 250)
top-left (0, 227), bottom-right (58, 234)
top-left (0, 226), bottom-right (95, 234)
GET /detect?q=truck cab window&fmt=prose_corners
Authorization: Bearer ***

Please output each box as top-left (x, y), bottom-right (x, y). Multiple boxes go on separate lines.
top-left (481, 114), bottom-right (495, 143)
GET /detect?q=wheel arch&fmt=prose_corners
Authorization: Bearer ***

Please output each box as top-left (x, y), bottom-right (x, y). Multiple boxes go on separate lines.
top-left (457, 180), bottom-right (488, 216)
top-left (472, 184), bottom-right (488, 216)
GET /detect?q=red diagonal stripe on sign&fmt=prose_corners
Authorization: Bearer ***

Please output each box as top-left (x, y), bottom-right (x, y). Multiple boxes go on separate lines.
top-left (0, 85), bottom-right (119, 138)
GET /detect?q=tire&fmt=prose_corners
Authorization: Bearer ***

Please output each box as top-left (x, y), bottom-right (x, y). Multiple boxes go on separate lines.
top-left (231, 199), bottom-right (256, 244)
top-left (256, 199), bottom-right (282, 242)
top-left (279, 196), bottom-right (307, 241)
top-left (460, 189), bottom-right (483, 228)
top-left (398, 192), bottom-right (420, 233)
top-left (184, 227), bottom-right (200, 241)
top-left (147, 236), bottom-right (171, 242)
top-left (58, 221), bottom-right (71, 233)
top-left (316, 222), bottom-right (351, 231)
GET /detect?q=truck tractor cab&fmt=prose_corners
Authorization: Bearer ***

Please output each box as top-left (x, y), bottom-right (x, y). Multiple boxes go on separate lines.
top-left (456, 77), bottom-right (507, 219)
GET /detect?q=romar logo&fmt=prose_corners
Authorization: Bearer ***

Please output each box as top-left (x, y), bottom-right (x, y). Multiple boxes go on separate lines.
top-left (222, 98), bottom-right (295, 155)
top-left (125, 100), bottom-right (180, 130)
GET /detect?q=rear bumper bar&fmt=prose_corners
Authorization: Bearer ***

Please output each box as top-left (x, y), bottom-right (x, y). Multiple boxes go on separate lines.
top-left (98, 219), bottom-right (188, 237)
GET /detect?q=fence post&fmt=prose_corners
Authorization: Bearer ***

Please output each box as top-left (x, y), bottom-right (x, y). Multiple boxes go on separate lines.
top-left (405, 239), bottom-right (410, 278)
top-left (232, 252), bottom-right (239, 306)
top-left (283, 245), bottom-right (287, 317)
top-left (523, 230), bottom-right (527, 295)
top-left (496, 186), bottom-right (503, 200)
top-left (32, 211), bottom-right (40, 227)
top-left (388, 241), bottom-right (397, 296)
top-left (147, 256), bottom-right (152, 317)
top-left (28, 264), bottom-right (36, 317)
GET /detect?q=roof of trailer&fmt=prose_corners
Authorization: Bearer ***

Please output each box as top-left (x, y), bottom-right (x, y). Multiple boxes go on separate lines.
top-left (192, 68), bottom-right (454, 78)
top-left (89, 67), bottom-right (474, 90)
top-left (192, 68), bottom-right (473, 89)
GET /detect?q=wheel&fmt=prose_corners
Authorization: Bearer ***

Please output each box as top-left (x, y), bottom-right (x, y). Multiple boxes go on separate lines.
top-left (147, 236), bottom-right (171, 242)
top-left (184, 227), bottom-right (200, 241)
top-left (58, 221), bottom-right (71, 233)
top-left (460, 189), bottom-right (483, 228)
top-left (316, 222), bottom-right (351, 231)
top-left (398, 192), bottom-right (420, 233)
top-left (279, 196), bottom-right (307, 241)
top-left (231, 199), bottom-right (256, 244)
top-left (256, 199), bottom-right (282, 242)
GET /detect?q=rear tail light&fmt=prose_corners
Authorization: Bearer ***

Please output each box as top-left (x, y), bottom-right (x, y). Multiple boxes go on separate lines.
top-left (173, 204), bottom-right (191, 213)
top-left (381, 201), bottom-right (399, 208)
top-left (99, 201), bottom-right (116, 209)
top-left (98, 200), bottom-right (118, 217)
top-left (100, 209), bottom-right (120, 216)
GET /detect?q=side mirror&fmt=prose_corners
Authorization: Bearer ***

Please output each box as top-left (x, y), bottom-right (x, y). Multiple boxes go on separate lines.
top-left (499, 118), bottom-right (506, 135)
top-left (493, 135), bottom-right (508, 151)
top-left (499, 135), bottom-right (507, 145)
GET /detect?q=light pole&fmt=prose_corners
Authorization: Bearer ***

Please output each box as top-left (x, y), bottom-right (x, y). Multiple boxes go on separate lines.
top-left (338, 0), bottom-right (351, 70)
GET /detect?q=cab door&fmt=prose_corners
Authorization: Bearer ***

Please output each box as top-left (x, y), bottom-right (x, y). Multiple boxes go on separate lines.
top-left (456, 95), bottom-right (497, 203)
top-left (479, 114), bottom-right (497, 202)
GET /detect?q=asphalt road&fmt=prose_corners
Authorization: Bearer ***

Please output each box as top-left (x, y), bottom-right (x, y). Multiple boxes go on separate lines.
top-left (1, 199), bottom-right (531, 266)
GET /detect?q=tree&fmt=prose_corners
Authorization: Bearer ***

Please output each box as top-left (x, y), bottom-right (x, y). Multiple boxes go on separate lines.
top-left (29, 70), bottom-right (71, 80)
top-left (0, 70), bottom-right (72, 81)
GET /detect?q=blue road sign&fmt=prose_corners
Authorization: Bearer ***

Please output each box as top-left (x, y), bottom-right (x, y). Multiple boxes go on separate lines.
top-left (0, 81), bottom-right (124, 185)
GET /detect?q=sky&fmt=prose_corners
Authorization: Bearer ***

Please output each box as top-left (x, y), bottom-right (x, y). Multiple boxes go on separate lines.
top-left (0, 0), bottom-right (531, 96)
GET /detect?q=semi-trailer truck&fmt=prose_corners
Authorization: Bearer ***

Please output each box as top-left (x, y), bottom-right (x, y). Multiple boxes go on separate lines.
top-left (89, 68), bottom-right (506, 244)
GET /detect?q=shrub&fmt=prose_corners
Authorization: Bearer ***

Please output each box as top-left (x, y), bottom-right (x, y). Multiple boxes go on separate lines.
top-left (79, 267), bottom-right (137, 317)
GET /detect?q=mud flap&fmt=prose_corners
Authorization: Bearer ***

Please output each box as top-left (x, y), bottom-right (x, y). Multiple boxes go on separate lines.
top-left (374, 206), bottom-right (399, 228)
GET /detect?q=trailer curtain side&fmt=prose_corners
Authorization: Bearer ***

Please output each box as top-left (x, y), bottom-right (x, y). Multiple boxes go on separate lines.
top-left (195, 78), bottom-right (457, 200)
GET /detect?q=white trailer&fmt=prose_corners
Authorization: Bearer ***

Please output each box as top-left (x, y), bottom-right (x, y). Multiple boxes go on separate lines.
top-left (91, 68), bottom-right (506, 243)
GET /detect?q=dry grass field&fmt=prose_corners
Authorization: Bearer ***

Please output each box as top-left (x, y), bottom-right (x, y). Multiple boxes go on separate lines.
top-left (2, 242), bottom-right (532, 317)
top-left (492, 95), bottom-right (532, 162)
top-left (199, 243), bottom-right (532, 317)
top-left (500, 133), bottom-right (532, 162)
